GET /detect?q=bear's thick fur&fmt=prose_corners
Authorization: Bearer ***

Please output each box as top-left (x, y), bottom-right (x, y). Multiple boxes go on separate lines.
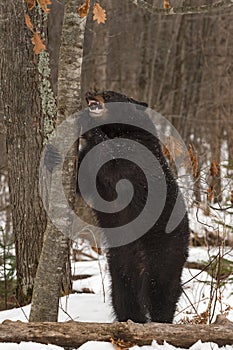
top-left (77, 91), bottom-right (190, 323)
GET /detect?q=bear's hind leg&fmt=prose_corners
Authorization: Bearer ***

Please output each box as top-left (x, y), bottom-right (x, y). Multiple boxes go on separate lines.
top-left (110, 270), bottom-right (147, 323)
top-left (147, 279), bottom-right (182, 323)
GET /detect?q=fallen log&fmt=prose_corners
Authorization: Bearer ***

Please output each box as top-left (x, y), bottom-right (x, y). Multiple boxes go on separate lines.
top-left (0, 316), bottom-right (232, 349)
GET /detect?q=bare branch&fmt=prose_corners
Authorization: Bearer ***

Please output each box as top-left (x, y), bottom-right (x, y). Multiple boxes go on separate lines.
top-left (130, 0), bottom-right (233, 15)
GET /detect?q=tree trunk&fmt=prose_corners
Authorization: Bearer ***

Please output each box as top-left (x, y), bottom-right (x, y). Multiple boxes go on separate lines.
top-left (29, 0), bottom-right (87, 322)
top-left (47, 0), bottom-right (65, 97)
top-left (1, 0), bottom-right (47, 304)
top-left (1, 318), bottom-right (233, 348)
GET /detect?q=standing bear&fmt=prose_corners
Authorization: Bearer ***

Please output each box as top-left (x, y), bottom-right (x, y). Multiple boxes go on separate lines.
top-left (76, 91), bottom-right (190, 323)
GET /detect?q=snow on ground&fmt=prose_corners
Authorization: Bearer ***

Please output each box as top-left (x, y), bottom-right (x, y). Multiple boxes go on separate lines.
top-left (0, 248), bottom-right (232, 350)
top-left (1, 339), bottom-right (233, 350)
top-left (177, 246), bottom-right (233, 322)
top-left (78, 340), bottom-right (233, 350)
top-left (0, 343), bottom-right (64, 350)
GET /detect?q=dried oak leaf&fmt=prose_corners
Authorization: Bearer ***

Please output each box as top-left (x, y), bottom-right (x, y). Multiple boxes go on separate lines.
top-left (207, 186), bottom-right (214, 203)
top-left (25, 0), bottom-right (36, 10)
top-left (78, 0), bottom-right (90, 18)
top-left (210, 161), bottom-right (220, 177)
top-left (164, 135), bottom-right (183, 159)
top-left (38, 0), bottom-right (52, 13)
top-left (93, 3), bottom-right (106, 24)
top-left (187, 144), bottom-right (199, 179)
top-left (162, 144), bottom-right (171, 159)
top-left (31, 31), bottom-right (46, 54)
top-left (164, 0), bottom-right (171, 9)
top-left (25, 14), bottom-right (34, 31)
top-left (110, 337), bottom-right (135, 350)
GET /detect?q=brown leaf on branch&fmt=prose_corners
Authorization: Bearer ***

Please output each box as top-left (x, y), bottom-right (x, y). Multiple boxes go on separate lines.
top-left (25, 0), bottom-right (36, 10)
top-left (210, 161), bottom-right (220, 177)
top-left (38, 0), bottom-right (52, 13)
top-left (93, 3), bottom-right (106, 24)
top-left (162, 135), bottom-right (183, 164)
top-left (78, 0), bottom-right (90, 18)
top-left (31, 31), bottom-right (46, 54)
top-left (207, 186), bottom-right (214, 203)
top-left (230, 190), bottom-right (233, 205)
top-left (164, 0), bottom-right (171, 9)
top-left (187, 144), bottom-right (199, 179)
top-left (162, 144), bottom-right (170, 159)
top-left (25, 14), bottom-right (34, 31)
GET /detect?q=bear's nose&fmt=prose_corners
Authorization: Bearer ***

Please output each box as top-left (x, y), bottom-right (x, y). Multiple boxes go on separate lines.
top-left (85, 91), bottom-right (94, 100)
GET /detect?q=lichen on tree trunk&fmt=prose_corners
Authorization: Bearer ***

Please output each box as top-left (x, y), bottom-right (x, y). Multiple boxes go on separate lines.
top-left (29, 0), bottom-right (87, 322)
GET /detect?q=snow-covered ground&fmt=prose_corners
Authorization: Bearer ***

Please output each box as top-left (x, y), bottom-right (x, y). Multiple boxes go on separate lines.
top-left (2, 340), bottom-right (233, 350)
top-left (0, 247), bottom-right (232, 350)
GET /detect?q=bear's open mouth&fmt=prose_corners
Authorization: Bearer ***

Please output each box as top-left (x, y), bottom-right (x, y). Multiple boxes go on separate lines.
top-left (88, 100), bottom-right (104, 114)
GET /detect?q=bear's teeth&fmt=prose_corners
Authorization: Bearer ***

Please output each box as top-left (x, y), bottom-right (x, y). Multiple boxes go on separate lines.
top-left (88, 99), bottom-right (99, 105)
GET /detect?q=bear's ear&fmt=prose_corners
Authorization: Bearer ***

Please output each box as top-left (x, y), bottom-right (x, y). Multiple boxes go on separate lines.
top-left (128, 97), bottom-right (148, 108)
top-left (138, 102), bottom-right (148, 108)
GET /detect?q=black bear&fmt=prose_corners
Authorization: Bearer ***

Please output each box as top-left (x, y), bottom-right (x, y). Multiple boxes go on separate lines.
top-left (76, 91), bottom-right (190, 324)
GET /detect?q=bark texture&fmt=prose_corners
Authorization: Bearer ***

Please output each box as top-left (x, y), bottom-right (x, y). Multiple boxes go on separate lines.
top-left (0, 318), bottom-right (233, 348)
top-left (29, 0), bottom-right (86, 322)
top-left (1, 0), bottom-right (47, 304)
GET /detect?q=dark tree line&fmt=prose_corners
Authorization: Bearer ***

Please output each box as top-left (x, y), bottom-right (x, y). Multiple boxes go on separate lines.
top-left (82, 0), bottom-right (233, 202)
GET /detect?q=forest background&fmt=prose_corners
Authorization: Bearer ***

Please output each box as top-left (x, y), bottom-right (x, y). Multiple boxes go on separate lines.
top-left (0, 0), bottom-right (232, 327)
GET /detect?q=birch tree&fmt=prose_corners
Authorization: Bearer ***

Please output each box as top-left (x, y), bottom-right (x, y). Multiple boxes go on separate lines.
top-left (29, 0), bottom-right (87, 322)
